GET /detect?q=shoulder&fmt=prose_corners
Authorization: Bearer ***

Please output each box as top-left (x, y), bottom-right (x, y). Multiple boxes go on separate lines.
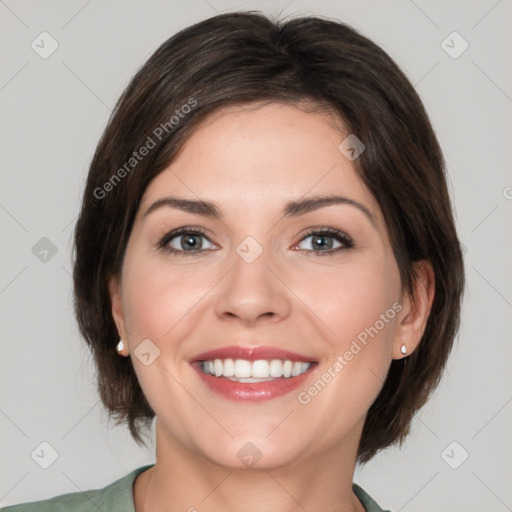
top-left (353, 483), bottom-right (392, 512)
top-left (0, 465), bottom-right (154, 512)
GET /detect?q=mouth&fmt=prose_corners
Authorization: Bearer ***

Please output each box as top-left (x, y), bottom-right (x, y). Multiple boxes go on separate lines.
top-left (190, 346), bottom-right (317, 402)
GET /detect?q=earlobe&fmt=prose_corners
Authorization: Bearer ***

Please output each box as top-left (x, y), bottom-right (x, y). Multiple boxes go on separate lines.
top-left (392, 260), bottom-right (435, 359)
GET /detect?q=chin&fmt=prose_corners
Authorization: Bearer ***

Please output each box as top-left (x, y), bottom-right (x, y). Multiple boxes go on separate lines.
top-left (198, 436), bottom-right (305, 472)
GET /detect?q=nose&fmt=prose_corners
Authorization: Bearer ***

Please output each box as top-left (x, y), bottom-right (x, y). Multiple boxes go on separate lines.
top-left (214, 243), bottom-right (292, 327)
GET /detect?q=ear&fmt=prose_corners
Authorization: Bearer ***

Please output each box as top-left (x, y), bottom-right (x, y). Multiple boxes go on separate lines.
top-left (108, 275), bottom-right (129, 354)
top-left (392, 260), bottom-right (435, 359)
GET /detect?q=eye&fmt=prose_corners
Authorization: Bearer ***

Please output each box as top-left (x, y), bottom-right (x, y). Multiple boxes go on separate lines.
top-left (158, 227), bottom-right (217, 255)
top-left (295, 228), bottom-right (353, 255)
top-left (157, 227), bottom-right (353, 256)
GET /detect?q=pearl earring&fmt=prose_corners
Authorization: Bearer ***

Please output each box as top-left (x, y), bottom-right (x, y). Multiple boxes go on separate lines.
top-left (400, 344), bottom-right (407, 355)
top-left (116, 340), bottom-right (125, 353)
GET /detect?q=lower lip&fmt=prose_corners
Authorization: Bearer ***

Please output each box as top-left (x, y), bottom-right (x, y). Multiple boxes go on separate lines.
top-left (194, 364), bottom-right (316, 402)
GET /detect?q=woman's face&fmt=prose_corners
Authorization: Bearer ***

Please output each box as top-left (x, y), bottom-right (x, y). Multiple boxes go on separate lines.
top-left (110, 102), bottom-right (407, 469)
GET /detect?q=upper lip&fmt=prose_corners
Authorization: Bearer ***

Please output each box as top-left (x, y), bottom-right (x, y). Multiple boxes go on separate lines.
top-left (190, 345), bottom-right (316, 363)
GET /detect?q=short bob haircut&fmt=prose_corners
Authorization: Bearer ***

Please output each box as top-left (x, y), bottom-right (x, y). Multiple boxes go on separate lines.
top-left (73, 12), bottom-right (465, 463)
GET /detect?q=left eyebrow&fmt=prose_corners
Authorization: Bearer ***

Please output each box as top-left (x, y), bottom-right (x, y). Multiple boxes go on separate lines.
top-left (283, 195), bottom-right (377, 228)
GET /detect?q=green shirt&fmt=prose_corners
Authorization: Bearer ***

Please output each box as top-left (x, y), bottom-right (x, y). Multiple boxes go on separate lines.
top-left (1, 465), bottom-right (390, 511)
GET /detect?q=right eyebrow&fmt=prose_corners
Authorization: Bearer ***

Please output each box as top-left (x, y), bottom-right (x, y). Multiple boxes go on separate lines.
top-left (143, 197), bottom-right (222, 219)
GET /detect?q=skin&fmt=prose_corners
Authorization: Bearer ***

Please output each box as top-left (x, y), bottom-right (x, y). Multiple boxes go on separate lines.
top-left (109, 101), bottom-right (435, 512)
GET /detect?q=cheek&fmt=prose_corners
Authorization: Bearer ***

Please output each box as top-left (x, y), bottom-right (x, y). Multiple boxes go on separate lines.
top-left (122, 257), bottom-right (214, 342)
top-left (120, 257), bottom-right (216, 429)
top-left (298, 255), bottom-right (401, 402)
top-left (304, 254), bottom-right (401, 346)
top-left (301, 257), bottom-right (400, 391)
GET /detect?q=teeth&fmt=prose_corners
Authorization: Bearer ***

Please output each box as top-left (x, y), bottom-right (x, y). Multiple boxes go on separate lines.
top-left (269, 359), bottom-right (282, 378)
top-left (291, 361), bottom-right (303, 377)
top-left (283, 360), bottom-right (293, 378)
top-left (200, 358), bottom-right (312, 379)
top-left (234, 359), bottom-right (252, 378)
top-left (214, 359), bottom-right (223, 377)
top-left (223, 358), bottom-right (235, 377)
top-left (252, 360), bottom-right (269, 378)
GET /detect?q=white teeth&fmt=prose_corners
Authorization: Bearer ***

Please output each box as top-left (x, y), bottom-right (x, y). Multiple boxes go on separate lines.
top-left (223, 358), bottom-right (235, 377)
top-left (214, 359), bottom-right (223, 377)
top-left (283, 360), bottom-right (293, 378)
top-left (234, 359), bottom-right (252, 378)
top-left (230, 377), bottom-right (275, 383)
top-left (292, 361), bottom-right (303, 377)
top-left (269, 359), bottom-right (283, 378)
top-left (200, 358), bottom-right (312, 379)
top-left (252, 360), bottom-right (269, 378)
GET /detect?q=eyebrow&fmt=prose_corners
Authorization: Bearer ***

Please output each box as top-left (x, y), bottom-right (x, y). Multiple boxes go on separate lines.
top-left (143, 195), bottom-right (376, 226)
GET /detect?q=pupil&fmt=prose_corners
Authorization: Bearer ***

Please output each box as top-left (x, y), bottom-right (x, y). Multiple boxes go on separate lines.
top-left (182, 234), bottom-right (200, 250)
top-left (313, 235), bottom-right (332, 250)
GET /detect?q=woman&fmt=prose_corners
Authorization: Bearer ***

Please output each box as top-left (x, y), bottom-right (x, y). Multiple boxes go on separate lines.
top-left (2, 11), bottom-right (464, 512)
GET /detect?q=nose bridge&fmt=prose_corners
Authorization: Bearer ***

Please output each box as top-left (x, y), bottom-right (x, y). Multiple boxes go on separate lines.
top-left (214, 235), bottom-right (291, 324)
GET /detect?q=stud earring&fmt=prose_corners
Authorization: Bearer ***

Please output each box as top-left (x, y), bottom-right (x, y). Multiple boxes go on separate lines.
top-left (400, 344), bottom-right (407, 355)
top-left (116, 340), bottom-right (125, 353)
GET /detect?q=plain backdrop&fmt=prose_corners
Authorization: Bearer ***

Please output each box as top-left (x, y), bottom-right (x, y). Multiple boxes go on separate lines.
top-left (1, 1), bottom-right (511, 511)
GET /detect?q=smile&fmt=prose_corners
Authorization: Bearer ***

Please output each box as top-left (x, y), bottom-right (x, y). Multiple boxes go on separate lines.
top-left (201, 358), bottom-right (313, 381)
top-left (191, 345), bottom-right (317, 401)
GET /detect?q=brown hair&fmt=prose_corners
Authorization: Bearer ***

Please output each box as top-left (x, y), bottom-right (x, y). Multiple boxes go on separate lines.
top-left (73, 12), bottom-right (465, 463)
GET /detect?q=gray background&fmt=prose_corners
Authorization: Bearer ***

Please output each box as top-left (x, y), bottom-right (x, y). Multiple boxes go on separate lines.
top-left (1, 0), bottom-right (511, 510)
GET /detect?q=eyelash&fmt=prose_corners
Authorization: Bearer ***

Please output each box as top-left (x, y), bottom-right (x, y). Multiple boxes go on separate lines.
top-left (156, 226), bottom-right (354, 257)
top-left (298, 228), bottom-right (354, 256)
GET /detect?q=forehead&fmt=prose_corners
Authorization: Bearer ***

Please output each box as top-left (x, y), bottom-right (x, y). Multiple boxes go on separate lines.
top-left (140, 102), bottom-right (379, 219)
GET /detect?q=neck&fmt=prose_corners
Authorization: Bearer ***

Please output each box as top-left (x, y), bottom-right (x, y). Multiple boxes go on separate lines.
top-left (135, 420), bottom-right (366, 512)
